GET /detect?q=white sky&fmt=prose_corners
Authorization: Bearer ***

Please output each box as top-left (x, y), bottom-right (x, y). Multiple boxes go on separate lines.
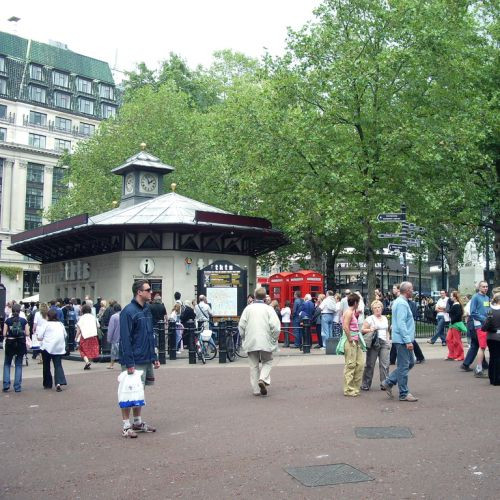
top-left (2, 0), bottom-right (320, 81)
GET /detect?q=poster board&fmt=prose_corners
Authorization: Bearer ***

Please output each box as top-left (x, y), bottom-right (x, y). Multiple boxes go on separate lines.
top-left (207, 287), bottom-right (238, 316)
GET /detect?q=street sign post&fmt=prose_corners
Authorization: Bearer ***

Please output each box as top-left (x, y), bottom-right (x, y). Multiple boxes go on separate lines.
top-left (389, 243), bottom-right (407, 252)
top-left (377, 213), bottom-right (406, 222)
top-left (406, 238), bottom-right (422, 247)
top-left (377, 233), bottom-right (403, 239)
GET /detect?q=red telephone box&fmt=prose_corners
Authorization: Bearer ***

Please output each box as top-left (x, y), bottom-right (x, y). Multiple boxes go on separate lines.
top-left (257, 276), bottom-right (269, 294)
top-left (268, 272), bottom-right (293, 308)
top-left (287, 270), bottom-right (324, 302)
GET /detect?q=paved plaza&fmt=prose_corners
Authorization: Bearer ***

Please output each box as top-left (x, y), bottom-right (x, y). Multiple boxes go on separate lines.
top-left (1, 344), bottom-right (498, 499)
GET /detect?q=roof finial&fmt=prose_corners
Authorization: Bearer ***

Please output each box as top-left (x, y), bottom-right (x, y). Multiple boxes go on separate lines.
top-left (140, 142), bottom-right (147, 151)
top-left (171, 183), bottom-right (177, 192)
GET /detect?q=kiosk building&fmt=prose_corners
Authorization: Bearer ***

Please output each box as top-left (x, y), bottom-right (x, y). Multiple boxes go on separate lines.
top-left (9, 148), bottom-right (288, 308)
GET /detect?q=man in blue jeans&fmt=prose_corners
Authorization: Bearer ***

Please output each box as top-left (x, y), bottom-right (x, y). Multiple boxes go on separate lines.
top-left (428, 290), bottom-right (449, 345)
top-left (382, 281), bottom-right (418, 402)
top-left (291, 291), bottom-right (304, 348)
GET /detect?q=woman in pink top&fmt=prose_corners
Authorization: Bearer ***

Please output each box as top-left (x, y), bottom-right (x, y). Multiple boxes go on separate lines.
top-left (340, 293), bottom-right (367, 396)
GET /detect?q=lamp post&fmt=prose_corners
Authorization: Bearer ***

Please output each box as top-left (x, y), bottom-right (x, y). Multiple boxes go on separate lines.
top-left (440, 239), bottom-right (446, 290)
top-left (337, 264), bottom-right (342, 293)
top-left (481, 207), bottom-right (492, 290)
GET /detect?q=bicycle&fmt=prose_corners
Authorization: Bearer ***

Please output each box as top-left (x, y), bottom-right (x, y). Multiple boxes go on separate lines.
top-left (198, 327), bottom-right (217, 361)
top-left (225, 326), bottom-right (247, 362)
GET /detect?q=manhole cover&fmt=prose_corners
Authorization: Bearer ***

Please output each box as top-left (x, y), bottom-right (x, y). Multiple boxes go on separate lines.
top-left (355, 426), bottom-right (413, 439)
top-left (285, 463), bottom-right (373, 487)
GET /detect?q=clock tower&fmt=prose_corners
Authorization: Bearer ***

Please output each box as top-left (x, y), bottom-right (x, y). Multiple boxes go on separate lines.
top-left (111, 143), bottom-right (175, 208)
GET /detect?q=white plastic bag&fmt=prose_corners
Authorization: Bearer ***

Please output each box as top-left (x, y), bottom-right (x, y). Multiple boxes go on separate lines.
top-left (117, 370), bottom-right (145, 408)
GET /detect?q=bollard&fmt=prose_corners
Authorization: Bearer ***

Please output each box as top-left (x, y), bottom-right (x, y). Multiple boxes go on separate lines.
top-left (218, 320), bottom-right (227, 364)
top-left (302, 317), bottom-right (311, 354)
top-left (67, 318), bottom-right (76, 352)
top-left (158, 320), bottom-right (166, 365)
top-left (168, 319), bottom-right (177, 360)
top-left (187, 319), bottom-right (196, 364)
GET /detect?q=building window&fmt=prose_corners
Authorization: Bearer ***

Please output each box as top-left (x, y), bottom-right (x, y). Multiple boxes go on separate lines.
top-left (0, 104), bottom-right (6, 119)
top-left (25, 213), bottom-right (43, 230)
top-left (55, 116), bottom-right (72, 132)
top-left (27, 163), bottom-right (44, 183)
top-left (78, 97), bottom-right (94, 115)
top-left (55, 138), bottom-right (71, 152)
top-left (52, 71), bottom-right (69, 88)
top-left (26, 186), bottom-right (44, 209)
top-left (0, 56), bottom-right (5, 72)
top-left (30, 64), bottom-right (43, 81)
top-left (54, 91), bottom-right (71, 109)
top-left (77, 77), bottom-right (92, 94)
top-left (0, 128), bottom-right (5, 141)
top-left (29, 133), bottom-right (46, 148)
top-left (52, 166), bottom-right (67, 204)
top-left (0, 158), bottom-right (3, 220)
top-left (29, 111), bottom-right (47, 127)
top-left (0, 78), bottom-right (6, 95)
top-left (79, 122), bottom-right (95, 136)
top-left (99, 83), bottom-right (114, 100)
top-left (29, 85), bottom-right (46, 103)
top-left (101, 103), bottom-right (116, 119)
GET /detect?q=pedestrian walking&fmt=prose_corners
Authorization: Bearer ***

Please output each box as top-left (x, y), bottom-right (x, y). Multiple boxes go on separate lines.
top-left (32, 302), bottom-right (48, 363)
top-left (445, 291), bottom-right (466, 361)
top-left (37, 309), bottom-right (67, 392)
top-left (361, 300), bottom-right (391, 391)
top-left (119, 279), bottom-right (159, 438)
top-left (2, 304), bottom-right (30, 393)
top-left (336, 293), bottom-right (366, 397)
top-left (75, 304), bottom-right (100, 370)
top-left (483, 292), bottom-right (500, 386)
top-left (106, 303), bottom-right (122, 369)
top-left (313, 294), bottom-right (324, 348)
top-left (381, 281), bottom-right (418, 402)
top-left (428, 290), bottom-right (449, 345)
top-left (238, 287), bottom-right (281, 396)
top-left (461, 281), bottom-right (490, 376)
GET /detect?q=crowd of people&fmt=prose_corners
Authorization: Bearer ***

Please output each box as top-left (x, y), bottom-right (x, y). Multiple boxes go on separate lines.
top-left (2, 278), bottom-right (498, 438)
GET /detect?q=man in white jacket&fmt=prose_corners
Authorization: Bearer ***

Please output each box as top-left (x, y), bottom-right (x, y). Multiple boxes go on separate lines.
top-left (238, 287), bottom-right (281, 396)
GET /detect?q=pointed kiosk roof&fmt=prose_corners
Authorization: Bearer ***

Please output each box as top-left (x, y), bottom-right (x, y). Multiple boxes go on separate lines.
top-left (110, 150), bottom-right (175, 176)
top-left (9, 189), bottom-right (289, 263)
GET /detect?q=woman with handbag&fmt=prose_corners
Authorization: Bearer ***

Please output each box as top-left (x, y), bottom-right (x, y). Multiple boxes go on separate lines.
top-left (2, 304), bottom-right (30, 392)
top-left (75, 303), bottom-right (100, 370)
top-left (360, 299), bottom-right (391, 391)
top-left (37, 308), bottom-right (67, 391)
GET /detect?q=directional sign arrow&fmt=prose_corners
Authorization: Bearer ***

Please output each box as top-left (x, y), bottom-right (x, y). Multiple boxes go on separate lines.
top-left (378, 233), bottom-right (403, 239)
top-left (388, 243), bottom-right (407, 252)
top-left (406, 238), bottom-right (421, 247)
top-left (377, 213), bottom-right (406, 222)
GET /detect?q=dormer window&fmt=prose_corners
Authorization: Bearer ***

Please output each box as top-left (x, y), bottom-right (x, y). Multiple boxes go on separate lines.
top-left (29, 84), bottom-right (46, 103)
top-left (0, 56), bottom-right (5, 73)
top-left (99, 83), bottom-right (114, 100)
top-left (78, 97), bottom-right (94, 115)
top-left (53, 70), bottom-right (69, 88)
top-left (30, 64), bottom-right (43, 81)
top-left (77, 77), bottom-right (92, 94)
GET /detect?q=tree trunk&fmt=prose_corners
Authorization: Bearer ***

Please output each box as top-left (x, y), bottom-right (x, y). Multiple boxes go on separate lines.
top-left (305, 234), bottom-right (323, 273)
top-left (364, 219), bottom-right (377, 302)
top-left (493, 219), bottom-right (500, 287)
top-left (325, 251), bottom-right (336, 291)
top-left (447, 245), bottom-right (460, 291)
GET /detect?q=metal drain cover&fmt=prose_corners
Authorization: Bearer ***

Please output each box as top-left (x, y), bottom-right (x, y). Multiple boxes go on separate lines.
top-left (285, 463), bottom-right (373, 487)
top-left (355, 426), bottom-right (413, 439)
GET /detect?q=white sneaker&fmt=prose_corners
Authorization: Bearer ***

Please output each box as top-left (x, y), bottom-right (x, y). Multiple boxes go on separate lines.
top-left (320, 347), bottom-right (326, 350)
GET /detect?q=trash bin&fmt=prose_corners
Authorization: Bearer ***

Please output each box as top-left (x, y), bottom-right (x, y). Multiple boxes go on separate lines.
top-left (325, 337), bottom-right (339, 355)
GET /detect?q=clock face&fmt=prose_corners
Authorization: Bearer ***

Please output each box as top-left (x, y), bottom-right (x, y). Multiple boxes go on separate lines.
top-left (125, 173), bottom-right (134, 194)
top-left (139, 173), bottom-right (157, 193)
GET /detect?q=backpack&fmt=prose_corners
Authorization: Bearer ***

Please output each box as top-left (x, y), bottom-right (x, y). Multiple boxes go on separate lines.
top-left (9, 318), bottom-right (25, 339)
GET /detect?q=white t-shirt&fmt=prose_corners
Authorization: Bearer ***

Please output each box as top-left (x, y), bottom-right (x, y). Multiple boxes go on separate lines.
top-left (365, 314), bottom-right (389, 342)
top-left (37, 321), bottom-right (67, 355)
top-left (32, 311), bottom-right (48, 348)
top-left (280, 306), bottom-right (291, 323)
top-left (436, 297), bottom-right (450, 322)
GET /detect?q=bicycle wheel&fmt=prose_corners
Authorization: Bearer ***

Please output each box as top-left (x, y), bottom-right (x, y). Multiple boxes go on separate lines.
top-left (197, 345), bottom-right (206, 364)
top-left (202, 341), bottom-right (217, 360)
top-left (235, 341), bottom-right (248, 358)
top-left (226, 335), bottom-right (236, 362)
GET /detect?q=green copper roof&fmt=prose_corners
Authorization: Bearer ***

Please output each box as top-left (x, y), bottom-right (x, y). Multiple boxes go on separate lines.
top-left (0, 31), bottom-right (114, 83)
